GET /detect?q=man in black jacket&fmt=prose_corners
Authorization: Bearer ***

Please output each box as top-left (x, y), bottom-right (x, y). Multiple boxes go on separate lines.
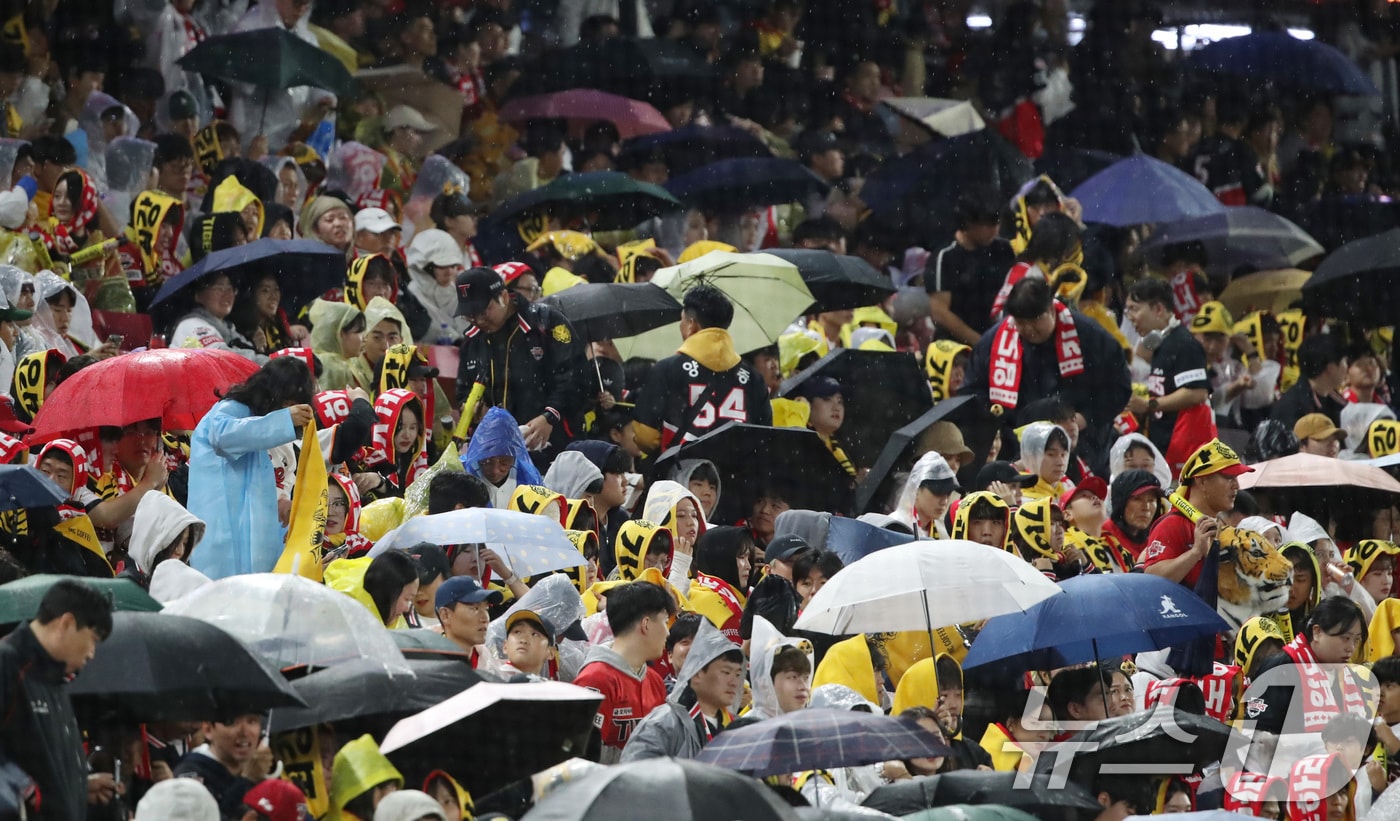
top-left (454, 267), bottom-right (589, 451)
top-left (0, 579), bottom-right (113, 820)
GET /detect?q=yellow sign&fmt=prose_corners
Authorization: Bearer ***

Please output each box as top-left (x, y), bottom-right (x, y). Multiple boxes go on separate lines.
top-left (271, 728), bottom-right (329, 818)
top-left (1371, 420), bottom-right (1400, 458)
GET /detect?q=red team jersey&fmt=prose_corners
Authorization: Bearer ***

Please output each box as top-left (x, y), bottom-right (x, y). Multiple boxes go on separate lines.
top-left (573, 660), bottom-right (668, 754)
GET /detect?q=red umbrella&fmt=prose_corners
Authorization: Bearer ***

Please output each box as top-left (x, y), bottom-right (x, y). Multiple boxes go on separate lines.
top-left (28, 348), bottom-right (260, 444)
top-left (498, 89), bottom-right (671, 139)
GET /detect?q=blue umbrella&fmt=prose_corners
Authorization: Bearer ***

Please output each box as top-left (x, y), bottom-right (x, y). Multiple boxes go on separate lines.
top-left (0, 465), bottom-right (69, 512)
top-left (149, 237), bottom-right (346, 311)
top-left (368, 508), bottom-right (585, 579)
top-left (962, 573), bottom-right (1229, 678)
top-left (620, 124), bottom-right (772, 175)
top-left (1188, 32), bottom-right (1378, 96)
top-left (1070, 154), bottom-right (1227, 227)
top-left (695, 707), bottom-right (951, 778)
top-left (860, 131), bottom-right (1034, 218)
top-left (664, 158), bottom-right (829, 213)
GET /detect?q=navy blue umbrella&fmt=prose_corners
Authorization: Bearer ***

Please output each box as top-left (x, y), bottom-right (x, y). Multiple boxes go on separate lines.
top-left (1070, 153), bottom-right (1226, 227)
top-left (148, 237), bottom-right (346, 312)
top-left (860, 131), bottom-right (1034, 219)
top-left (665, 158), bottom-right (829, 213)
top-left (962, 573), bottom-right (1229, 678)
top-left (620, 124), bottom-right (772, 175)
top-left (0, 465), bottom-right (69, 512)
top-left (1188, 32), bottom-right (1378, 96)
top-left (695, 708), bottom-right (951, 778)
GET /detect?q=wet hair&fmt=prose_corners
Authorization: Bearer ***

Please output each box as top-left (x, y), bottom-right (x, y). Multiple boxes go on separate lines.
top-left (936, 655), bottom-right (962, 691)
top-left (363, 550), bottom-right (419, 626)
top-left (966, 496), bottom-right (1004, 521)
top-left (1321, 712), bottom-right (1374, 748)
top-left (31, 136), bottom-right (76, 167)
top-left (1004, 278), bottom-right (1054, 321)
top-left (792, 216), bottom-right (847, 246)
top-left (219, 356), bottom-right (317, 416)
top-left (1126, 277), bottom-right (1174, 311)
top-left (607, 581), bottom-right (678, 636)
top-left (1372, 657), bottom-right (1400, 687)
top-left (1304, 596), bottom-right (1366, 644)
top-left (792, 549), bottom-right (843, 585)
top-left (1046, 666), bottom-right (1104, 721)
top-left (35, 578), bottom-right (113, 639)
top-left (1018, 212), bottom-right (1080, 265)
top-left (1297, 333), bottom-right (1344, 380)
top-left (666, 611), bottom-right (703, 651)
top-left (771, 645), bottom-right (811, 679)
top-left (682, 284), bottom-right (734, 330)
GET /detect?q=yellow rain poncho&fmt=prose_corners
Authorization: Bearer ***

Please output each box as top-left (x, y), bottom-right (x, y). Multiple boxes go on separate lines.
top-left (326, 734), bottom-right (404, 821)
top-left (812, 635), bottom-right (883, 707)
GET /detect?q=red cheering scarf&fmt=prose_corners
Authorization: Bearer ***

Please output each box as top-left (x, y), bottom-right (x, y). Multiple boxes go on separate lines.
top-left (1144, 662), bottom-right (1240, 724)
top-left (1288, 754), bottom-right (1352, 821)
top-left (988, 300), bottom-right (1083, 413)
top-left (1282, 633), bottom-right (1367, 732)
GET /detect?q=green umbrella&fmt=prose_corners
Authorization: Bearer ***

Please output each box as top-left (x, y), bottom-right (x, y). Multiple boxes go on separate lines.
top-left (903, 806), bottom-right (1040, 821)
top-left (494, 171), bottom-right (682, 231)
top-left (0, 575), bottom-right (161, 624)
top-left (177, 28), bottom-right (356, 98)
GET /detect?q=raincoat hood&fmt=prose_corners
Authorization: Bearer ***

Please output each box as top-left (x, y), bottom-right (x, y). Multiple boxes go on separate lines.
top-left (1346, 539), bottom-right (1400, 582)
top-left (840, 306), bottom-right (897, 347)
top-left (262, 155), bottom-right (309, 215)
top-left (1238, 516), bottom-right (1287, 545)
top-left (211, 174), bottom-right (263, 237)
top-left (1011, 496), bottom-right (1060, 560)
top-left (308, 299), bottom-right (364, 355)
top-left (643, 480), bottom-right (708, 541)
top-left (565, 498), bottom-right (596, 534)
top-left (749, 615), bottom-right (812, 720)
top-left (364, 295), bottom-right (414, 347)
top-left (583, 566), bottom-right (685, 616)
top-left (346, 253), bottom-right (400, 310)
top-left (1019, 422), bottom-right (1069, 480)
top-left (1234, 615), bottom-right (1287, 675)
top-left (328, 734), bottom-right (404, 820)
top-left (893, 452), bottom-right (957, 535)
top-left (0, 266), bottom-right (32, 308)
top-left (1342, 402), bottom-right (1396, 454)
top-left (32, 271), bottom-right (96, 353)
top-left (1288, 512), bottom-right (1332, 548)
top-left (129, 492), bottom-right (205, 575)
top-left (1280, 542), bottom-right (1322, 611)
top-left (676, 327), bottom-right (742, 372)
top-left (669, 459), bottom-right (722, 514)
top-left (950, 491), bottom-right (1010, 548)
top-left (809, 683), bottom-right (881, 712)
top-left (1108, 432), bottom-right (1172, 490)
top-left (125, 190), bottom-right (184, 274)
top-left (543, 451), bottom-right (603, 500)
top-left (462, 407), bottom-right (543, 486)
top-left (485, 573), bottom-right (586, 657)
top-left (926, 339), bottom-right (970, 401)
top-left (812, 634), bottom-right (882, 707)
top-left (613, 519), bottom-right (673, 580)
top-left (892, 654), bottom-right (961, 722)
top-left (372, 790), bottom-right (445, 821)
top-left (421, 772), bottom-right (473, 820)
top-left (671, 617), bottom-right (737, 700)
top-left (1107, 469), bottom-right (1162, 525)
top-left (13, 349), bottom-right (65, 420)
top-left (509, 484), bottom-right (568, 527)
top-left (148, 560), bottom-right (212, 604)
top-left (1369, 598), bottom-right (1400, 661)
top-left (324, 556), bottom-right (407, 629)
top-left (371, 388), bottom-right (427, 487)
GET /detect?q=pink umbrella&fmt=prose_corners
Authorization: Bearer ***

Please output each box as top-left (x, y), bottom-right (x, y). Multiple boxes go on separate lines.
top-left (1237, 452), bottom-right (1400, 493)
top-left (499, 89), bottom-right (671, 139)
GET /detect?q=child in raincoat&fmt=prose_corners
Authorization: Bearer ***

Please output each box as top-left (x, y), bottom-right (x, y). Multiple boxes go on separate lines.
top-left (326, 734), bottom-right (404, 820)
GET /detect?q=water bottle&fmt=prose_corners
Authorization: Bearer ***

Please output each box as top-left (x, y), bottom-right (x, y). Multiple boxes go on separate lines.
top-left (435, 322), bottom-right (455, 346)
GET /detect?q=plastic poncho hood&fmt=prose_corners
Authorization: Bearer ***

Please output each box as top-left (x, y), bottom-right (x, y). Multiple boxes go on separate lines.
top-left (749, 615), bottom-right (812, 720)
top-left (327, 734), bottom-right (404, 820)
top-left (1020, 422), bottom-right (1070, 480)
top-left (543, 451), bottom-right (603, 500)
top-left (1342, 402), bottom-right (1396, 454)
top-left (129, 492), bottom-right (206, 576)
top-left (462, 406), bottom-right (543, 486)
top-left (1108, 432), bottom-right (1172, 490)
top-left (892, 452), bottom-right (957, 536)
top-left (643, 480), bottom-right (707, 541)
top-left (809, 683), bottom-right (881, 712)
top-left (812, 634), bottom-right (882, 706)
top-left (671, 617), bottom-right (738, 700)
top-left (32, 270), bottom-right (96, 355)
top-left (485, 573), bottom-right (587, 658)
top-left (211, 174), bottom-right (264, 238)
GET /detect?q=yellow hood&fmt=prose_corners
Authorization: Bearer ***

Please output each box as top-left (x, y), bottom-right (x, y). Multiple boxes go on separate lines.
top-left (677, 327), bottom-right (741, 372)
top-left (771, 398), bottom-right (811, 429)
top-left (583, 565), bottom-right (688, 615)
top-left (950, 491), bottom-right (1010, 548)
top-left (508, 484), bottom-right (568, 527)
top-left (840, 306), bottom-right (897, 347)
top-left (679, 240), bottom-right (736, 263)
top-left (925, 340), bottom-right (970, 401)
top-left (542, 266), bottom-right (586, 297)
top-left (328, 734), bottom-right (404, 820)
top-left (812, 635), bottom-right (882, 707)
top-left (423, 771), bottom-right (475, 820)
top-left (125, 190), bottom-right (184, 274)
top-left (14, 349), bottom-right (63, 420)
top-left (613, 519), bottom-right (672, 580)
top-left (1369, 598), bottom-right (1400, 662)
top-left (779, 331), bottom-right (826, 378)
top-left (211, 174), bottom-right (263, 237)
top-left (1234, 615), bottom-right (1287, 675)
top-left (359, 497), bottom-right (406, 542)
top-left (324, 556), bottom-right (407, 629)
top-left (1346, 539), bottom-right (1400, 582)
top-left (526, 230), bottom-right (597, 261)
top-left (1064, 528), bottom-right (1130, 574)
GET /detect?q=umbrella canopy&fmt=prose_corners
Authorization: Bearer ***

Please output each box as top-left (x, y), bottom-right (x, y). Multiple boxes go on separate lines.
top-left (148, 238), bottom-right (347, 312)
top-left (1141, 208), bottom-right (1324, 281)
top-left (862, 772), bottom-right (1103, 819)
top-left (68, 612), bottom-right (304, 721)
top-left (1033, 707), bottom-right (1232, 787)
top-left (962, 574), bottom-right (1230, 678)
top-left (779, 349), bottom-right (934, 471)
top-left (1034, 148), bottom-right (1124, 196)
top-left (522, 758), bottom-right (800, 821)
top-left (1238, 452), bottom-right (1400, 493)
top-left (379, 681), bottom-right (601, 798)
top-left (1217, 269), bottom-right (1311, 317)
top-left (162, 573), bottom-right (411, 672)
top-left (1187, 32), bottom-right (1378, 96)
top-left (763, 249), bottom-right (896, 313)
top-left (902, 807), bottom-right (1042, 821)
top-left (792, 540), bottom-right (1063, 635)
top-left (664, 158), bottom-right (830, 213)
top-left (268, 657), bottom-right (482, 734)
top-left (1070, 154), bottom-right (1226, 227)
top-left (1302, 227), bottom-right (1400, 324)
top-left (857, 398), bottom-right (999, 513)
top-left (613, 251), bottom-right (814, 361)
top-left (653, 422), bottom-right (856, 518)
top-left (542, 282), bottom-right (682, 341)
top-left (774, 511), bottom-right (917, 565)
top-left (0, 465), bottom-right (68, 512)
top-left (695, 708), bottom-right (951, 778)
top-left (27, 348), bottom-right (259, 445)
top-left (0, 575), bottom-right (160, 624)
top-left (368, 509), bottom-right (586, 579)
top-left (620, 125), bottom-right (772, 175)
top-left (882, 98), bottom-right (986, 138)
top-left (494, 171), bottom-right (682, 231)
top-left (860, 131), bottom-right (1035, 224)
top-left (390, 629), bottom-right (472, 661)
top-left (499, 90), bottom-right (671, 139)
top-left (178, 27), bottom-right (356, 97)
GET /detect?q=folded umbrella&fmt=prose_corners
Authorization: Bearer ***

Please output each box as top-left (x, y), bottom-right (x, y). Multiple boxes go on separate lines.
top-left (1302, 227), bottom-right (1400, 324)
top-left (763, 249), bottom-right (896, 313)
top-left (268, 657), bottom-right (482, 734)
top-left (696, 708), bottom-right (951, 778)
top-left (0, 466), bottom-right (69, 512)
top-left (368, 508), bottom-right (586, 580)
top-left (862, 772), bottom-right (1102, 820)
top-left (1217, 269), bottom-right (1311, 317)
top-left (178, 27), bottom-right (356, 97)
top-left (499, 90), bottom-right (671, 140)
top-left (521, 758), bottom-right (799, 821)
top-left (664, 157), bottom-right (830, 213)
top-left (68, 612), bottom-right (304, 721)
top-left (542, 282), bottom-right (682, 341)
top-left (27, 348), bottom-right (259, 445)
top-left (1187, 32), bottom-right (1378, 96)
top-left (149, 237), bottom-right (347, 313)
top-left (620, 124), bottom-right (772, 175)
top-left (1070, 154), bottom-right (1227, 227)
top-left (494, 171), bottom-right (682, 231)
top-left (1033, 706), bottom-right (1233, 787)
top-left (857, 398), bottom-right (999, 513)
top-left (0, 575), bottom-right (160, 624)
top-left (1141, 208), bottom-right (1324, 281)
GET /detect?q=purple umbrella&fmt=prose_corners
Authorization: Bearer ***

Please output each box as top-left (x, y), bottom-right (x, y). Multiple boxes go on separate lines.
top-left (499, 89), bottom-right (671, 139)
top-left (1070, 153), bottom-right (1227, 227)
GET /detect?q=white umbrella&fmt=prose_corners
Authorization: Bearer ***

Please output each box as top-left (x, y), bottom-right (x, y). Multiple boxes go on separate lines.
top-left (1238, 452), bottom-right (1400, 493)
top-left (792, 540), bottom-right (1063, 635)
top-left (882, 97), bottom-right (986, 138)
top-left (380, 680), bottom-right (601, 753)
top-left (367, 508), bottom-right (586, 579)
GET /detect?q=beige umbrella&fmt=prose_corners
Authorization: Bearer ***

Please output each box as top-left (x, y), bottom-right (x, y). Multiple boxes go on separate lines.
top-left (1238, 452), bottom-right (1400, 493)
top-left (1218, 268), bottom-right (1311, 316)
top-left (882, 97), bottom-right (986, 138)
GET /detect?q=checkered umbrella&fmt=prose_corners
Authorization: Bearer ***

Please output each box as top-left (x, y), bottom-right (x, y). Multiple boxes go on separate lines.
top-left (695, 708), bottom-right (951, 778)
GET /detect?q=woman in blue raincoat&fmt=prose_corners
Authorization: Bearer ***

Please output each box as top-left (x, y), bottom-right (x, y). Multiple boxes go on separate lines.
top-left (188, 357), bottom-right (317, 578)
top-left (462, 407), bottom-right (542, 508)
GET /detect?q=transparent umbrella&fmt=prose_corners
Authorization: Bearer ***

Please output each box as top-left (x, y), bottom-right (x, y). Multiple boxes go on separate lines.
top-left (163, 573), bottom-right (411, 673)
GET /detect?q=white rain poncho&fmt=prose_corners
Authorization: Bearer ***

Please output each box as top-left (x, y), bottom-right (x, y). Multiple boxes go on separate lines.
top-left (891, 451), bottom-right (956, 538)
top-left (484, 574), bottom-right (588, 682)
top-left (1108, 432), bottom-right (1173, 490)
top-left (104, 137), bottom-right (158, 233)
top-left (31, 271), bottom-right (97, 358)
top-left (748, 615), bottom-right (813, 721)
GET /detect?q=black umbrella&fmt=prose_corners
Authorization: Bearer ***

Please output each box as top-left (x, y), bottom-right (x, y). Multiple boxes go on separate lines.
top-left (267, 657), bottom-right (482, 735)
top-left (856, 397), bottom-right (999, 513)
top-left (521, 758), bottom-right (800, 821)
top-left (494, 172), bottom-right (683, 231)
top-left (177, 27), bottom-right (356, 98)
top-left (0, 465), bottom-right (68, 512)
top-left (653, 422), bottom-right (856, 519)
top-left (68, 612), bottom-right (305, 722)
top-left (696, 708), bottom-right (951, 778)
top-left (1141, 207), bottom-right (1325, 280)
top-left (1034, 147), bottom-right (1124, 195)
top-left (148, 237), bottom-right (346, 313)
top-left (764, 249), bottom-right (896, 313)
top-left (531, 38), bottom-right (717, 102)
top-left (665, 158), bottom-right (830, 214)
top-left (542, 282), bottom-right (682, 341)
top-left (862, 771), bottom-right (1102, 820)
top-left (390, 628), bottom-right (474, 661)
top-left (1032, 707), bottom-right (1233, 788)
top-left (780, 349), bottom-right (934, 471)
top-left (1303, 226), bottom-right (1400, 324)
top-left (620, 124), bottom-right (773, 175)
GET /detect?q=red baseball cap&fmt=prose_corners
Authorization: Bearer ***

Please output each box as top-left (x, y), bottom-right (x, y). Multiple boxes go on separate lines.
top-left (1059, 476), bottom-right (1109, 510)
top-left (242, 779), bottom-right (308, 821)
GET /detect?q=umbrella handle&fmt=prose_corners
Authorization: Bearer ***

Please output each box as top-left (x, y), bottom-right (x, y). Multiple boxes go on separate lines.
top-left (268, 759), bottom-right (284, 780)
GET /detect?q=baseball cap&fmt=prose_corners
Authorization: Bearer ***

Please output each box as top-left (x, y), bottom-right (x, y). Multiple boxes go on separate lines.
top-left (1293, 413), bottom-right (1346, 443)
top-left (794, 129), bottom-right (840, 160)
top-left (407, 543), bottom-right (450, 583)
top-left (242, 778), bottom-right (309, 821)
top-left (354, 207), bottom-right (401, 235)
top-left (917, 454), bottom-right (960, 495)
top-left (1059, 475), bottom-right (1109, 510)
top-left (381, 104), bottom-right (438, 133)
top-left (764, 533), bottom-right (811, 564)
top-left (506, 609), bottom-right (557, 646)
top-left (167, 90), bottom-right (198, 121)
top-left (0, 290), bottom-right (31, 323)
top-left (494, 261), bottom-right (534, 285)
top-left (435, 575), bottom-right (504, 610)
top-left (1190, 301), bottom-right (1234, 335)
top-left (455, 267), bottom-right (506, 318)
top-left (1180, 438), bottom-right (1254, 482)
top-left (793, 376), bottom-right (844, 400)
top-left (975, 460), bottom-right (1038, 490)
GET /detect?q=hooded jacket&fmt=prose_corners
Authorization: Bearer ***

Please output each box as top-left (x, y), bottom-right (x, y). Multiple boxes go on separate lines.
top-left (327, 734), bottom-right (404, 821)
top-left (308, 299), bottom-right (366, 391)
top-left (689, 526), bottom-right (751, 642)
top-left (367, 388), bottom-right (428, 492)
top-left (950, 491), bottom-right (1010, 549)
top-left (0, 623), bottom-right (87, 821)
top-left (892, 452), bottom-right (956, 539)
top-left (812, 634), bottom-right (884, 708)
top-left (1369, 599), bottom-right (1400, 662)
top-left (1018, 422), bottom-right (1073, 502)
top-left (543, 451), bottom-right (603, 500)
top-left (124, 492), bottom-right (205, 586)
top-left (633, 327), bottom-right (772, 453)
top-left (1104, 469), bottom-right (1163, 558)
top-left (621, 618), bottom-right (737, 762)
top-left (747, 614), bottom-right (812, 720)
top-left (926, 339), bottom-right (971, 402)
top-left (1107, 432), bottom-right (1172, 490)
top-left (1280, 542), bottom-right (1322, 635)
top-left (421, 772), bottom-right (474, 821)
top-left (351, 297), bottom-right (413, 391)
top-left (643, 479), bottom-right (708, 591)
top-left (668, 459), bottom-right (722, 519)
top-left (574, 642), bottom-right (669, 764)
top-left (210, 173), bottom-right (264, 237)
top-left (403, 228), bottom-right (470, 342)
top-left (345, 254), bottom-right (400, 311)
top-left (612, 519), bottom-right (673, 580)
top-left (461, 406), bottom-right (543, 508)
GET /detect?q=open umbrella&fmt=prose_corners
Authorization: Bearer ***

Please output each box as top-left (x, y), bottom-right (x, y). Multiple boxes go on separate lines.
top-left (499, 90), bottom-right (671, 139)
top-left (962, 574), bottom-right (1230, 679)
top-left (772, 510), bottom-right (917, 565)
top-left (792, 541), bottom-right (1063, 636)
top-left (1034, 148), bottom-right (1125, 194)
top-left (68, 612), bottom-right (304, 721)
top-left (494, 171), bottom-right (682, 231)
top-left (763, 249), bottom-right (896, 313)
top-left (268, 657), bottom-right (482, 734)
top-left (1141, 208), bottom-right (1324, 280)
top-left (779, 349), bottom-right (933, 471)
top-left (1070, 154), bottom-right (1226, 227)
top-left (27, 348), bottom-right (259, 445)
top-left (162, 573), bottom-right (411, 673)
top-left (178, 27), bottom-right (356, 98)
top-left (522, 758), bottom-right (799, 821)
top-left (0, 575), bottom-right (161, 624)
top-left (862, 772), bottom-right (1102, 820)
top-left (1187, 32), bottom-right (1378, 96)
top-left (1302, 227), bottom-right (1400, 324)
top-left (664, 158), bottom-right (830, 213)
top-left (860, 131), bottom-right (1034, 221)
top-left (620, 124), bottom-right (772, 175)
top-left (613, 251), bottom-right (814, 361)
top-left (1238, 452), bottom-right (1400, 493)
top-left (0, 466), bottom-right (68, 511)
top-left (542, 282), bottom-right (681, 341)
top-left (696, 708), bottom-right (951, 778)
top-left (882, 98), bottom-right (986, 138)
top-left (368, 509), bottom-right (586, 580)
top-left (148, 238), bottom-right (347, 313)
top-left (1216, 269), bottom-right (1311, 317)
top-left (390, 629), bottom-right (472, 661)
top-left (857, 398), bottom-right (999, 513)
top-left (379, 681), bottom-right (601, 798)
top-left (1033, 707), bottom-right (1233, 787)
top-left (902, 807), bottom-right (1042, 821)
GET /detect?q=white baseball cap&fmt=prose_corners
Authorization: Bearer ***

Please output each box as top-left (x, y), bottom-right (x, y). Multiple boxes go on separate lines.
top-left (135, 779), bottom-right (220, 821)
top-left (354, 207), bottom-right (401, 235)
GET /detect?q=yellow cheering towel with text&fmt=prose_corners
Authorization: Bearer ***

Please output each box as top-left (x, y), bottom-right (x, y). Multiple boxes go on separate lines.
top-left (275, 422), bottom-right (329, 581)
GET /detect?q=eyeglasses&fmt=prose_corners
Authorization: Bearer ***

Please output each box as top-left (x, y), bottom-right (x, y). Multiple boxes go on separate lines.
top-left (328, 500), bottom-right (349, 511)
top-left (515, 285), bottom-right (543, 299)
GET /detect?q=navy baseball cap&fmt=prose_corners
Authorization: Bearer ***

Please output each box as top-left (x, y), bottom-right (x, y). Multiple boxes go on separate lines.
top-left (435, 575), bottom-right (503, 610)
top-left (794, 376), bottom-right (844, 400)
top-left (764, 533), bottom-right (811, 565)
